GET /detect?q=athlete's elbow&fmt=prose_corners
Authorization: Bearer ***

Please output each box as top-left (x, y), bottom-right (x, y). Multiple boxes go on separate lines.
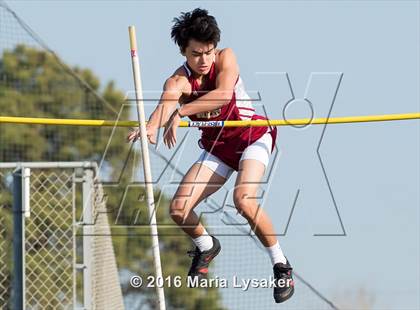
top-left (163, 78), bottom-right (182, 98)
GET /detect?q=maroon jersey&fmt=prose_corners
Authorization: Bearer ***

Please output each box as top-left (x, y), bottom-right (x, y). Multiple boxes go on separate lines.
top-left (182, 61), bottom-right (277, 171)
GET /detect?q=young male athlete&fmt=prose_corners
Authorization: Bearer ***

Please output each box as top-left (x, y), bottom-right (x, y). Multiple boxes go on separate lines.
top-left (128, 8), bottom-right (294, 303)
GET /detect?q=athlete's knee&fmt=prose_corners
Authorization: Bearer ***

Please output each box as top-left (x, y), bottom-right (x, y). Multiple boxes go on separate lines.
top-left (233, 192), bottom-right (258, 220)
top-left (169, 199), bottom-right (188, 222)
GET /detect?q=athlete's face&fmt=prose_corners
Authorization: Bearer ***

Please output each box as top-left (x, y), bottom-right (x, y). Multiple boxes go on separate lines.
top-left (183, 39), bottom-right (215, 76)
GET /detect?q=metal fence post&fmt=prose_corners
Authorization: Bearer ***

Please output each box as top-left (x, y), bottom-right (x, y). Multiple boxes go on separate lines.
top-left (82, 168), bottom-right (94, 310)
top-left (12, 167), bottom-right (25, 310)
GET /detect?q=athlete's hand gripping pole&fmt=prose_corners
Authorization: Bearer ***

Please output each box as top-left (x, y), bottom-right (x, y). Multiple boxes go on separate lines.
top-left (129, 26), bottom-right (166, 310)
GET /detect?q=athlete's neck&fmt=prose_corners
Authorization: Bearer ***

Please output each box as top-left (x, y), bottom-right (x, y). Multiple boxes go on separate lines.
top-left (193, 72), bottom-right (205, 81)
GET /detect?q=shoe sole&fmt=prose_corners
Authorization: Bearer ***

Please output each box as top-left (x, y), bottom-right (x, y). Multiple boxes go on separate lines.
top-left (274, 286), bottom-right (294, 303)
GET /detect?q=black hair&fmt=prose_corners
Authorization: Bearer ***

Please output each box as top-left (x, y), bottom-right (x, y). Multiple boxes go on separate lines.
top-left (171, 8), bottom-right (221, 53)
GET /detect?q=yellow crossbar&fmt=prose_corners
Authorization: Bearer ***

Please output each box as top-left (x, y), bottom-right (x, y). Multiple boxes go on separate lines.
top-left (0, 112), bottom-right (419, 128)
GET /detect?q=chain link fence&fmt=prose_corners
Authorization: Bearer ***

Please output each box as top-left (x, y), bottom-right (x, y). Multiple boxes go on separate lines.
top-left (0, 211), bottom-right (10, 308)
top-left (0, 163), bottom-right (124, 310)
top-left (26, 169), bottom-right (74, 308)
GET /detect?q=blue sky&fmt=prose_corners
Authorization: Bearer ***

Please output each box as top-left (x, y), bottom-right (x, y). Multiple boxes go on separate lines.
top-left (5, 1), bottom-right (419, 309)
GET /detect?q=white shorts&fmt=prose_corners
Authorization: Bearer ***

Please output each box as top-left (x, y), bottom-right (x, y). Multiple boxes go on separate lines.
top-left (195, 132), bottom-right (273, 179)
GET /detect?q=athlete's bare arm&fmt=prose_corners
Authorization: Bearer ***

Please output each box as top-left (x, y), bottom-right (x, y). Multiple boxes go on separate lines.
top-left (178, 48), bottom-right (239, 117)
top-left (127, 69), bottom-right (189, 144)
top-left (147, 72), bottom-right (189, 128)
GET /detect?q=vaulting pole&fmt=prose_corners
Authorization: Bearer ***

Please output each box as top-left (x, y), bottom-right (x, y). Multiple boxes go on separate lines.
top-left (129, 26), bottom-right (166, 310)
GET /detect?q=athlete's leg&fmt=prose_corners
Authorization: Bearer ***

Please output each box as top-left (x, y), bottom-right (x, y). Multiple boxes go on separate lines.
top-left (170, 163), bottom-right (227, 238)
top-left (234, 134), bottom-right (294, 303)
top-left (170, 159), bottom-right (229, 282)
top-left (233, 159), bottom-right (278, 247)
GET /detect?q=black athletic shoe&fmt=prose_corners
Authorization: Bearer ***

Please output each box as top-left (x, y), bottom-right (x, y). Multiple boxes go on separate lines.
top-left (273, 259), bottom-right (295, 303)
top-left (187, 236), bottom-right (221, 285)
